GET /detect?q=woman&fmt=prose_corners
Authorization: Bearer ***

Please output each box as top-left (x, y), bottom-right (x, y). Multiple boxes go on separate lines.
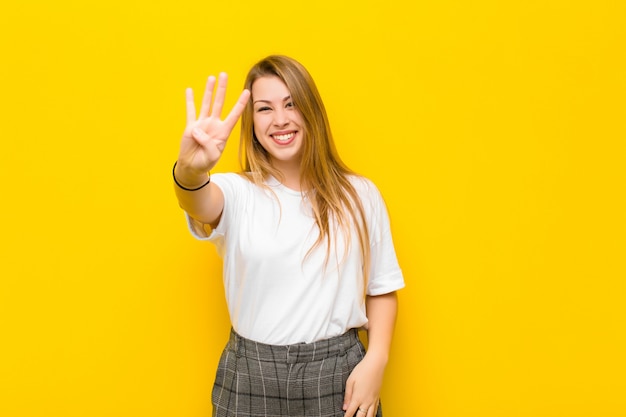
top-left (173, 55), bottom-right (404, 417)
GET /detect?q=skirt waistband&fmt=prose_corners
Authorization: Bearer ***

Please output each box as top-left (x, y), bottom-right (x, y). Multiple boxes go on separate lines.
top-left (227, 328), bottom-right (361, 364)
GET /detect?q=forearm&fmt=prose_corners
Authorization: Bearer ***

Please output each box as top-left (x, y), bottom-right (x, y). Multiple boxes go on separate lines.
top-left (173, 162), bottom-right (224, 226)
top-left (364, 291), bottom-right (398, 364)
top-left (342, 292), bottom-right (398, 414)
top-left (173, 74), bottom-right (249, 226)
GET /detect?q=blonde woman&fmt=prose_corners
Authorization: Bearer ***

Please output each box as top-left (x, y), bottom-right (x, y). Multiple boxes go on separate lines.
top-left (173, 55), bottom-right (404, 417)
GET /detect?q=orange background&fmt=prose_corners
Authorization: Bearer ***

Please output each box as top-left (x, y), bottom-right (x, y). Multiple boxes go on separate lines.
top-left (1, 1), bottom-right (625, 416)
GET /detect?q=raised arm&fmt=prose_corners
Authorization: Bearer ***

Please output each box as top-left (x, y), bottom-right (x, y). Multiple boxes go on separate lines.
top-left (174, 73), bottom-right (250, 227)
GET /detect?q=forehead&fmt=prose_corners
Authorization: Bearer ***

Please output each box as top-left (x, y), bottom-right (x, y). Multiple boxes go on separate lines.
top-left (251, 76), bottom-right (290, 100)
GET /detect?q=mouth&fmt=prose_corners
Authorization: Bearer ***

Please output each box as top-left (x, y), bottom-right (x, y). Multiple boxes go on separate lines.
top-left (270, 131), bottom-right (297, 144)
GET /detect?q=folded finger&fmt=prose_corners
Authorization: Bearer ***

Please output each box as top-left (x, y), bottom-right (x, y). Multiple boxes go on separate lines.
top-left (349, 405), bottom-right (368, 417)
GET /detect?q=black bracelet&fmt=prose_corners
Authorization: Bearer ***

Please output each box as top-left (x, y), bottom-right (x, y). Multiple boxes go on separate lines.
top-left (172, 161), bottom-right (211, 191)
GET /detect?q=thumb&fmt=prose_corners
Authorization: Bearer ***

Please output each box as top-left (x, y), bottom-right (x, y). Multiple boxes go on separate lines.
top-left (343, 378), bottom-right (355, 411)
top-left (191, 127), bottom-right (208, 143)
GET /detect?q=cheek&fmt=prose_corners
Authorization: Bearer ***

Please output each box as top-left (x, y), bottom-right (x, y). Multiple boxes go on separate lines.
top-left (293, 110), bottom-right (304, 126)
top-left (253, 115), bottom-right (266, 136)
top-left (252, 125), bottom-right (262, 142)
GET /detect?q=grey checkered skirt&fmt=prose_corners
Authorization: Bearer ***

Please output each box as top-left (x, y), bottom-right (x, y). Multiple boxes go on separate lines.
top-left (211, 328), bottom-right (383, 417)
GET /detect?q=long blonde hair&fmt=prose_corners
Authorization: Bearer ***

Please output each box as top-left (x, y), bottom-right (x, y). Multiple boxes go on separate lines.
top-left (239, 55), bottom-right (370, 282)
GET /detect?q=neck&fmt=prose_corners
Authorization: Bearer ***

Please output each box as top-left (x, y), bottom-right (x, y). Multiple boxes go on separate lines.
top-left (271, 159), bottom-right (302, 191)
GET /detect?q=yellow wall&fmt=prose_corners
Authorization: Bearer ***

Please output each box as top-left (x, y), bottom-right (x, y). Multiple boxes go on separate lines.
top-left (1, 1), bottom-right (625, 416)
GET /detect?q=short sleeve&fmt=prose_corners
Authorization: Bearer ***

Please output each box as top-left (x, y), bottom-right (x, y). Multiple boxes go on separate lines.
top-left (184, 173), bottom-right (247, 245)
top-left (359, 179), bottom-right (405, 296)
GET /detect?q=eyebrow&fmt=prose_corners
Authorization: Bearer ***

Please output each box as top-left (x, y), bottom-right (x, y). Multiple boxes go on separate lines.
top-left (253, 95), bottom-right (292, 105)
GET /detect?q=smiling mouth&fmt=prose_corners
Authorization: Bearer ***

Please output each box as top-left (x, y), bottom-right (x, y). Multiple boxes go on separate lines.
top-left (271, 132), bottom-right (296, 142)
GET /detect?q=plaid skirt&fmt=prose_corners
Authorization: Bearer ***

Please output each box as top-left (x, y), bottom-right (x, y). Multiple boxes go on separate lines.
top-left (212, 328), bottom-right (383, 417)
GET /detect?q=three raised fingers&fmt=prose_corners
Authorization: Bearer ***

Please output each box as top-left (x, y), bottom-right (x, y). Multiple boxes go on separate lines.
top-left (186, 73), bottom-right (249, 128)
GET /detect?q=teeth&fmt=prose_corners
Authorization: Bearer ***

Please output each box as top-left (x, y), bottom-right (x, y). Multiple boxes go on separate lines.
top-left (274, 132), bottom-right (295, 141)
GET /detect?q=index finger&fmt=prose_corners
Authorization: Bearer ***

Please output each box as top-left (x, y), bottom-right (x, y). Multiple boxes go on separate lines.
top-left (223, 89), bottom-right (251, 130)
top-left (185, 87), bottom-right (196, 125)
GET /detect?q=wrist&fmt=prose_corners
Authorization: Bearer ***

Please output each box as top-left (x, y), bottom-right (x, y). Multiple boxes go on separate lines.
top-left (363, 349), bottom-right (389, 366)
top-left (173, 161), bottom-right (211, 191)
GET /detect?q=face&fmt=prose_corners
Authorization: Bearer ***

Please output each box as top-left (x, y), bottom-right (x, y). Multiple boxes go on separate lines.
top-left (252, 76), bottom-right (305, 170)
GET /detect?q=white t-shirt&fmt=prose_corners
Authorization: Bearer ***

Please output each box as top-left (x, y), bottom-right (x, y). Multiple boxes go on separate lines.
top-left (186, 173), bottom-right (404, 345)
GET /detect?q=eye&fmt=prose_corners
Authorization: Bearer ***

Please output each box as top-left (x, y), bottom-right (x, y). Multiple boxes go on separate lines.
top-left (285, 101), bottom-right (295, 108)
top-left (256, 106), bottom-right (271, 112)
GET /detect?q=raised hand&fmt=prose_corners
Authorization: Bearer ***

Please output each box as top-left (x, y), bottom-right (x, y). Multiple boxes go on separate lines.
top-left (177, 73), bottom-right (250, 179)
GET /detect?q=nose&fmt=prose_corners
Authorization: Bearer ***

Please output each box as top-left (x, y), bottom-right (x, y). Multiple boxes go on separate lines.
top-left (272, 108), bottom-right (289, 127)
